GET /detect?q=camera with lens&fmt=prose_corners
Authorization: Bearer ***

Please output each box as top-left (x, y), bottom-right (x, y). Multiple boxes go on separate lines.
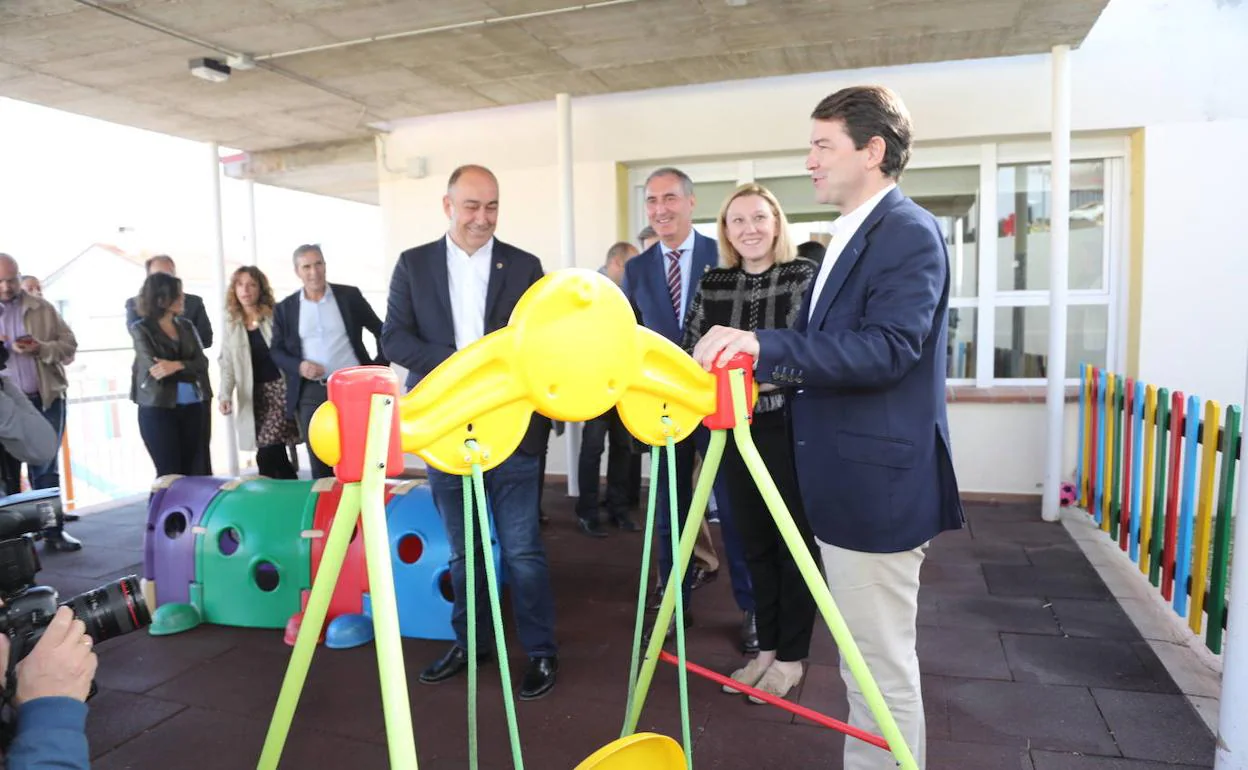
top-left (0, 489), bottom-right (151, 686)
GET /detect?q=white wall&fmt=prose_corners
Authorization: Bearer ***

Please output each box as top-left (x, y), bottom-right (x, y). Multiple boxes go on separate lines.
top-left (377, 0), bottom-right (1248, 487)
top-left (1136, 119), bottom-right (1248, 409)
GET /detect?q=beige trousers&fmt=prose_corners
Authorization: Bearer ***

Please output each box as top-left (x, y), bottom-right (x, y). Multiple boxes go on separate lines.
top-left (819, 541), bottom-right (927, 770)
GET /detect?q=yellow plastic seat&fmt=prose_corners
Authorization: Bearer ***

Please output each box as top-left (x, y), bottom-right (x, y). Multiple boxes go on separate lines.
top-left (574, 733), bottom-right (686, 770)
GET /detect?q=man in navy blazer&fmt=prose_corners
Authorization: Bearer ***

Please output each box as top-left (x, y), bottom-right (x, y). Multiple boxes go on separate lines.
top-left (693, 87), bottom-right (963, 770)
top-left (381, 164), bottom-right (559, 701)
top-left (269, 244), bottom-right (386, 479)
top-left (623, 166), bottom-right (756, 653)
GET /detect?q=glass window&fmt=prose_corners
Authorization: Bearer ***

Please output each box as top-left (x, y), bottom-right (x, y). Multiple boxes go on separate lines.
top-left (690, 180), bottom-right (740, 223)
top-left (948, 307), bottom-right (977, 379)
top-left (997, 161), bottom-right (1106, 292)
top-left (902, 166), bottom-right (979, 298)
top-left (994, 304), bottom-right (1110, 379)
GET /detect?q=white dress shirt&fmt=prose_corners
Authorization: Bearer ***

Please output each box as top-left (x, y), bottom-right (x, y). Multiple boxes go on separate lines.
top-left (446, 234), bottom-right (493, 350)
top-left (809, 183), bottom-right (897, 321)
top-left (298, 285), bottom-right (360, 376)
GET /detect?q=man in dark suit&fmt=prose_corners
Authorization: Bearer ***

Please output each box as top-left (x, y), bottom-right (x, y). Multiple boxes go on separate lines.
top-left (269, 244), bottom-right (386, 479)
top-left (125, 255), bottom-right (213, 475)
top-left (623, 166), bottom-right (756, 653)
top-left (693, 86), bottom-right (964, 770)
top-left (381, 164), bottom-right (558, 701)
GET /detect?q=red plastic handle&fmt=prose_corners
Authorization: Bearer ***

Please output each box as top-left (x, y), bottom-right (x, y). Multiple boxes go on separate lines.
top-left (327, 366), bottom-right (405, 483)
top-left (703, 352), bottom-right (756, 430)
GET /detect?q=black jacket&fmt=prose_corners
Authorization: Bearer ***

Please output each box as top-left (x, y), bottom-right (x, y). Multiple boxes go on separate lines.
top-left (129, 316), bottom-right (213, 409)
top-left (269, 283), bottom-right (386, 418)
top-left (381, 237), bottom-right (550, 456)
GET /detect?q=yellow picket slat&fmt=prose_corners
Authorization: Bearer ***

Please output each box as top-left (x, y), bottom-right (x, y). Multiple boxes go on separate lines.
top-left (1189, 400), bottom-right (1222, 634)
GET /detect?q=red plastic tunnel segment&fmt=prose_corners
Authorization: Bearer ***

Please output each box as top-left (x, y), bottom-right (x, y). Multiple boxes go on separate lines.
top-left (703, 352), bottom-right (757, 431)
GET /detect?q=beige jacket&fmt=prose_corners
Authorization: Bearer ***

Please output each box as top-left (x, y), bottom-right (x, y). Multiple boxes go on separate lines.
top-left (218, 314), bottom-right (281, 451)
top-left (18, 292), bottom-right (76, 409)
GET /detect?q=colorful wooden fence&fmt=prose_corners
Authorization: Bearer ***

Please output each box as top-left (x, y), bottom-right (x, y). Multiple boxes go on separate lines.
top-left (1077, 365), bottom-right (1243, 654)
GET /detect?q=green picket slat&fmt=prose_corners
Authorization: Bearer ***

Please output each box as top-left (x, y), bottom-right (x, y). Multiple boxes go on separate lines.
top-left (1206, 405), bottom-right (1241, 654)
top-left (1150, 388), bottom-right (1171, 587)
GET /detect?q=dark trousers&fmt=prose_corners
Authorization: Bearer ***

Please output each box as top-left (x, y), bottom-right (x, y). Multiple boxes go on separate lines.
top-left (256, 444), bottom-right (297, 479)
top-left (296, 379), bottom-right (333, 479)
top-left (426, 452), bottom-right (557, 657)
top-left (192, 399), bottom-right (213, 475)
top-left (720, 409), bottom-right (818, 661)
top-left (628, 452), bottom-right (642, 506)
top-left (138, 402), bottom-right (207, 478)
top-left (653, 429), bottom-right (755, 613)
top-left (576, 408), bottom-right (632, 523)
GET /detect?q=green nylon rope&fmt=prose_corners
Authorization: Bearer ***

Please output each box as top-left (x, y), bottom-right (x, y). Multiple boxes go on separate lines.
top-left (622, 447), bottom-right (663, 734)
top-left (663, 432), bottom-right (693, 770)
top-left (463, 448), bottom-right (525, 770)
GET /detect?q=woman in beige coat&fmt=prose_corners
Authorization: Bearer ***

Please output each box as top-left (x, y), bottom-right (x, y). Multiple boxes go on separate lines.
top-left (218, 266), bottom-right (299, 479)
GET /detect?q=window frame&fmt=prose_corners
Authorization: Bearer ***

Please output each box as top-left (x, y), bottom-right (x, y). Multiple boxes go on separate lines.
top-left (628, 134), bottom-right (1130, 387)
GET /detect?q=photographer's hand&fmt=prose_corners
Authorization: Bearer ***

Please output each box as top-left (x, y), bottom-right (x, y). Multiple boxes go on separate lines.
top-left (13, 608), bottom-right (97, 704)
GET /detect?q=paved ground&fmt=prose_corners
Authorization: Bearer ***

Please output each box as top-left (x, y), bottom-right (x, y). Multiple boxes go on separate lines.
top-left (23, 486), bottom-right (1216, 768)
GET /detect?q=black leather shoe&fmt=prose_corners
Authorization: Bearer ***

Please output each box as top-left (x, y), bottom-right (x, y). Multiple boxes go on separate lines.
top-left (43, 529), bottom-right (82, 552)
top-left (577, 518), bottom-right (608, 538)
top-left (419, 645), bottom-right (492, 684)
top-left (646, 585), bottom-right (665, 612)
top-left (611, 515), bottom-right (640, 533)
top-left (740, 610), bottom-right (759, 654)
top-left (518, 656), bottom-right (558, 700)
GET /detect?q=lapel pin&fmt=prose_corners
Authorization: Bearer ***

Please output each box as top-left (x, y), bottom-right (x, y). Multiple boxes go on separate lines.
top-left (496, 262), bottom-right (503, 269)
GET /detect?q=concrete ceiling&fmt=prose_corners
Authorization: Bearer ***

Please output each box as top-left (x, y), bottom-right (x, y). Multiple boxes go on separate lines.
top-left (0, 0), bottom-right (1110, 204)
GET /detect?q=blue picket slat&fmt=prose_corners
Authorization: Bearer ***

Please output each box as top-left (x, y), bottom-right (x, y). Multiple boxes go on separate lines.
top-left (1173, 394), bottom-right (1202, 617)
top-left (1129, 380), bottom-right (1146, 562)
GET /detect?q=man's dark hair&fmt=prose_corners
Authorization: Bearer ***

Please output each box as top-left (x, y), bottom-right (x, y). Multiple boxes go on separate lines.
top-left (447, 164), bottom-right (498, 193)
top-left (136, 272), bottom-right (182, 319)
top-left (796, 240), bottom-right (827, 265)
top-left (144, 255), bottom-right (175, 274)
top-left (811, 86), bottom-right (913, 179)
top-left (605, 241), bottom-right (635, 266)
top-left (292, 244), bottom-right (323, 265)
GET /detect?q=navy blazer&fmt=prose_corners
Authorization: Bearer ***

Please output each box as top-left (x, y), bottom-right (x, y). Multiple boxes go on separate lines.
top-left (381, 236), bottom-right (551, 456)
top-left (622, 230), bottom-right (719, 344)
top-left (268, 282), bottom-right (386, 418)
top-left (755, 188), bottom-right (964, 553)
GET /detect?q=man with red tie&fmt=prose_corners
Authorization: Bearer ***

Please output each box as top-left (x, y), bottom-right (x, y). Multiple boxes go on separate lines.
top-left (622, 167), bottom-right (756, 652)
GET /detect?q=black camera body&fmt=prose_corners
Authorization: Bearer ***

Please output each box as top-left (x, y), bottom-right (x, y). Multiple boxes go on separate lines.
top-left (0, 489), bottom-right (150, 676)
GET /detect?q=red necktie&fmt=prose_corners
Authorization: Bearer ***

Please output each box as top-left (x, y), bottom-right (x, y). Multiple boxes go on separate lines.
top-left (666, 250), bottom-right (683, 322)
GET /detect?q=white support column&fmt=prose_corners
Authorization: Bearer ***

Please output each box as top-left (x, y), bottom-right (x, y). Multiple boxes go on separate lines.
top-left (1215, 350), bottom-right (1248, 769)
top-left (246, 180), bottom-right (259, 266)
top-left (557, 92), bottom-right (581, 498)
top-left (209, 142), bottom-right (239, 477)
top-left (1041, 45), bottom-right (1072, 523)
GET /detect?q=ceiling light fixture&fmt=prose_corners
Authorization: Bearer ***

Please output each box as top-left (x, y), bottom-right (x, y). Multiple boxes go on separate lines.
top-left (189, 57), bottom-right (230, 83)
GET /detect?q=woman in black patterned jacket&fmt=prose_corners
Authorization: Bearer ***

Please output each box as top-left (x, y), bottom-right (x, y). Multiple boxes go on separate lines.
top-left (683, 182), bottom-right (820, 703)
